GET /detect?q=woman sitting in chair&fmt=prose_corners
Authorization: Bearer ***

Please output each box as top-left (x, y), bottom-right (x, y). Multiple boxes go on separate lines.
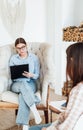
top-left (29, 42), bottom-right (83, 130)
top-left (9, 37), bottom-right (42, 130)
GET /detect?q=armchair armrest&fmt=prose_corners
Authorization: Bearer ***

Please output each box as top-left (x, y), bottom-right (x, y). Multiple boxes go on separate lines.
top-left (41, 71), bottom-right (56, 106)
top-left (0, 76), bottom-right (8, 94)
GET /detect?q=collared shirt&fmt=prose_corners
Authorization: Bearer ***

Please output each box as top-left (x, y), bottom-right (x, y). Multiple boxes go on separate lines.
top-left (47, 82), bottom-right (83, 130)
top-left (9, 53), bottom-right (40, 82)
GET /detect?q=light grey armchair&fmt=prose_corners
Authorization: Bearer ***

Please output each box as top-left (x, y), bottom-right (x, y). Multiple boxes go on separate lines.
top-left (0, 42), bottom-right (56, 123)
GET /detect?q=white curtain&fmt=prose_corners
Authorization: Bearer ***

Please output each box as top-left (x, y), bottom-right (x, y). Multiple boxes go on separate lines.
top-left (0, 0), bottom-right (26, 40)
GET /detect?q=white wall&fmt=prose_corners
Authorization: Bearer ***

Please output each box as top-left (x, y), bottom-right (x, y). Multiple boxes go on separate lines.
top-left (23, 0), bottom-right (47, 42)
top-left (62, 0), bottom-right (83, 27)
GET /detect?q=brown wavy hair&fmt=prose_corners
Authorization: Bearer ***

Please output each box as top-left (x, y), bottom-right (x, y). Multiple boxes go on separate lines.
top-left (66, 42), bottom-right (83, 88)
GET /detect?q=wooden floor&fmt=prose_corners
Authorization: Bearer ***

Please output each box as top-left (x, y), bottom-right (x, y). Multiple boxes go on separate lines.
top-left (0, 110), bottom-right (16, 130)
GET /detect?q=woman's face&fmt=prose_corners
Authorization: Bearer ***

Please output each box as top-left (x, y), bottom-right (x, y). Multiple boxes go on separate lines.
top-left (15, 43), bottom-right (27, 57)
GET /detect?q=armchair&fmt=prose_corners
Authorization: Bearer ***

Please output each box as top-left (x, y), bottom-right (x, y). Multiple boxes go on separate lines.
top-left (0, 42), bottom-right (56, 123)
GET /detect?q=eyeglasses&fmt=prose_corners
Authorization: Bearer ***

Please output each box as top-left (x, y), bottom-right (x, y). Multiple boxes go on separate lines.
top-left (16, 45), bottom-right (26, 51)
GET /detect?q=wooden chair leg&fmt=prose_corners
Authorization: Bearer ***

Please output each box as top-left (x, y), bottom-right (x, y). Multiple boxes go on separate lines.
top-left (44, 110), bottom-right (49, 123)
top-left (50, 110), bottom-right (52, 122)
top-left (15, 109), bottom-right (18, 115)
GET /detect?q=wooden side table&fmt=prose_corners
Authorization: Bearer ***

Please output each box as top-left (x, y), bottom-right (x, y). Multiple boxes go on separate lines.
top-left (49, 100), bottom-right (66, 122)
top-left (49, 105), bottom-right (61, 122)
top-left (48, 89), bottom-right (67, 122)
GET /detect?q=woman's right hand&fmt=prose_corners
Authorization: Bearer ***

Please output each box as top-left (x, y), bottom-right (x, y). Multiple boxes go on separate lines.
top-left (22, 71), bottom-right (34, 78)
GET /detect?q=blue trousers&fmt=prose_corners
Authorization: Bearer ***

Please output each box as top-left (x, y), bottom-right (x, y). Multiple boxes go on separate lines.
top-left (11, 80), bottom-right (40, 125)
top-left (29, 123), bottom-right (51, 130)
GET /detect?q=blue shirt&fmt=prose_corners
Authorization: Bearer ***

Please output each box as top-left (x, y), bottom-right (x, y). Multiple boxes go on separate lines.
top-left (9, 53), bottom-right (40, 82)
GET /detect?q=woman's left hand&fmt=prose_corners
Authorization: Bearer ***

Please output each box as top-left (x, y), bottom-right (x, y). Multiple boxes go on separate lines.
top-left (22, 71), bottom-right (34, 78)
top-left (42, 127), bottom-right (47, 130)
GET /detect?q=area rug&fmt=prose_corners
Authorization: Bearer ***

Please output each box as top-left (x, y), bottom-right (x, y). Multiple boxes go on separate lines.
top-left (7, 113), bottom-right (58, 130)
top-left (0, 110), bottom-right (58, 130)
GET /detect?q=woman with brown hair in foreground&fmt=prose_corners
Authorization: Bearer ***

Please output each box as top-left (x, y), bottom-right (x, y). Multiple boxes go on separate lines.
top-left (29, 42), bottom-right (83, 130)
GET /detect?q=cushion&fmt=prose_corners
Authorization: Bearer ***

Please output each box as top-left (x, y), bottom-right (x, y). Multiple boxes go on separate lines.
top-left (1, 90), bottom-right (41, 105)
top-left (1, 91), bottom-right (19, 104)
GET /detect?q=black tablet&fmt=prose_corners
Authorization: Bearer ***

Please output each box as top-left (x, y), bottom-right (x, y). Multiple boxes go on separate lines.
top-left (10, 64), bottom-right (29, 80)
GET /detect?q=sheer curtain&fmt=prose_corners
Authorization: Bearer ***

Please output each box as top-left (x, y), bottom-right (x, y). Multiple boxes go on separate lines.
top-left (0, 0), bottom-right (26, 40)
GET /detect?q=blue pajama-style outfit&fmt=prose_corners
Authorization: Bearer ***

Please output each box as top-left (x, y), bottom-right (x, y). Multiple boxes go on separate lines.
top-left (9, 53), bottom-right (40, 125)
